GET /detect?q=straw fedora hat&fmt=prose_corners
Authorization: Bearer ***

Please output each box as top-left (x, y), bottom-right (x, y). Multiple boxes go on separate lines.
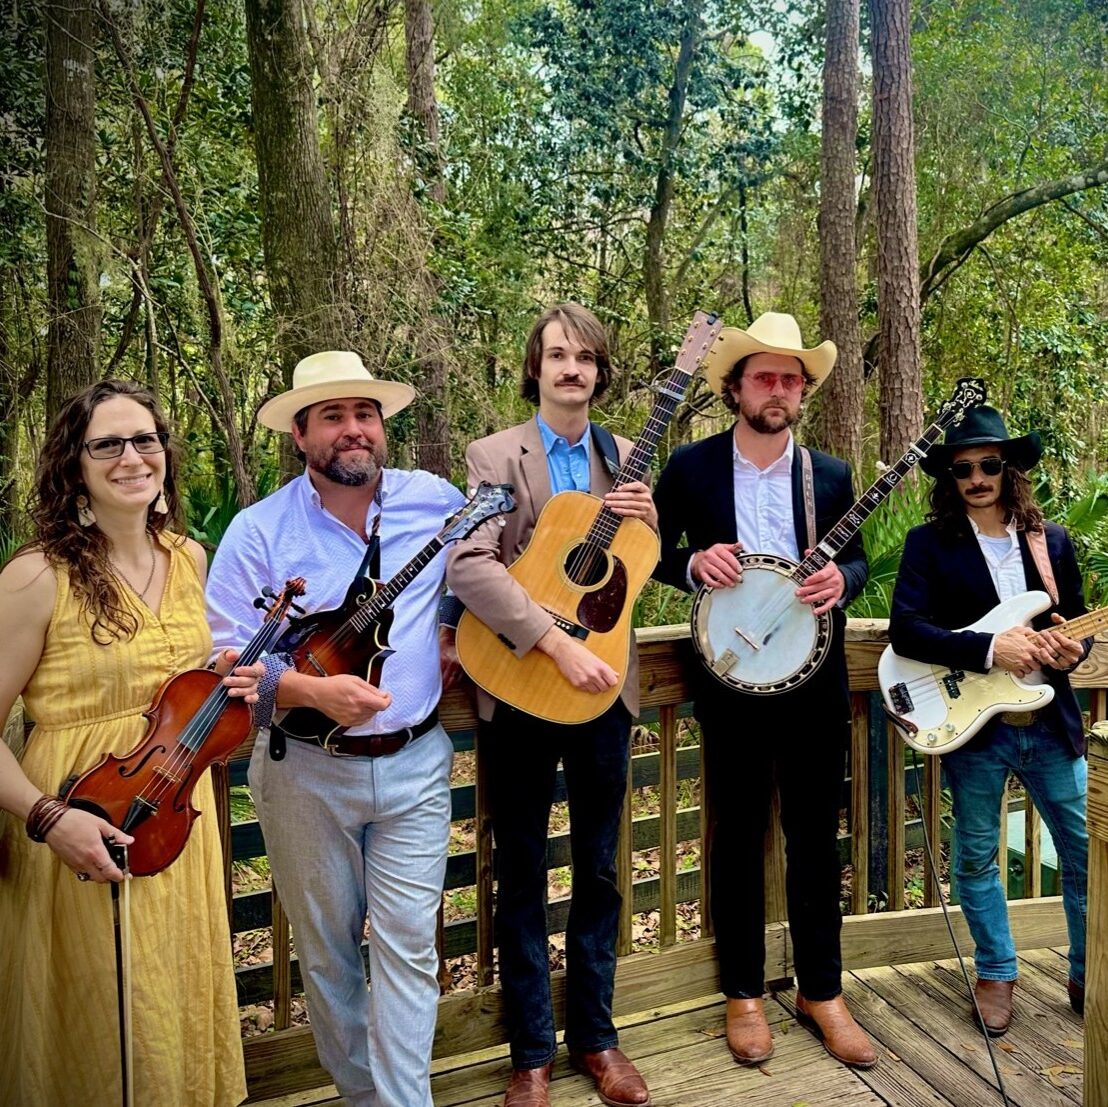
top-left (257, 351), bottom-right (416, 432)
top-left (702, 312), bottom-right (837, 397)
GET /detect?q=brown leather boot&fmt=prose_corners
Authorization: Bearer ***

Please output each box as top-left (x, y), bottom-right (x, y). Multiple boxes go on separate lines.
top-left (1068, 978), bottom-right (1085, 1016)
top-left (725, 997), bottom-right (774, 1065)
top-left (502, 1063), bottom-right (552, 1107)
top-left (568, 1047), bottom-right (651, 1107)
top-left (795, 994), bottom-right (878, 1069)
top-left (973, 979), bottom-right (1015, 1036)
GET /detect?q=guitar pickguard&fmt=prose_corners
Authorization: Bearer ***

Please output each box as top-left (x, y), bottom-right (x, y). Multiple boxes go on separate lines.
top-left (576, 558), bottom-right (628, 633)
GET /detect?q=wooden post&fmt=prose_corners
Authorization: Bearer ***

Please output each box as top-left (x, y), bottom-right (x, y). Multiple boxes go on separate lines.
top-left (271, 883), bottom-right (292, 1030)
top-left (658, 705), bottom-right (678, 948)
top-left (887, 719), bottom-right (906, 910)
top-left (474, 727), bottom-right (494, 987)
top-left (1086, 727), bottom-right (1108, 1106)
top-left (850, 693), bottom-right (870, 914)
top-left (616, 765), bottom-right (634, 956)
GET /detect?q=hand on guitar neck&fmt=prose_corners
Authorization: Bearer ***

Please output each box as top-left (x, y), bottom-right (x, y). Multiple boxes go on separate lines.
top-left (537, 625), bottom-right (621, 694)
top-left (994, 615), bottom-right (1082, 678)
top-left (277, 670), bottom-right (392, 729)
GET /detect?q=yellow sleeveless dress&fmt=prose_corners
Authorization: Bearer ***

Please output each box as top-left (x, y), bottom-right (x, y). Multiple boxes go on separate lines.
top-left (0, 534), bottom-right (247, 1106)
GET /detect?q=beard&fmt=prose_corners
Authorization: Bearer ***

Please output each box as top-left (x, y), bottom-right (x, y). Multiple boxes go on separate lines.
top-left (306, 440), bottom-right (387, 486)
top-left (740, 396), bottom-right (799, 435)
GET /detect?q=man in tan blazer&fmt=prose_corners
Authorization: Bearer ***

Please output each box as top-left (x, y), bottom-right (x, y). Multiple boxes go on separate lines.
top-left (447, 303), bottom-right (654, 1107)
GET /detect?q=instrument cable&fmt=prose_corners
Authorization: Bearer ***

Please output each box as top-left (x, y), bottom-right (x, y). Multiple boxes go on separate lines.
top-left (908, 746), bottom-right (1011, 1106)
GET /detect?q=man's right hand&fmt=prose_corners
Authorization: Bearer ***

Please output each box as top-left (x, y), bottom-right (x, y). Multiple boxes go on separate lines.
top-left (993, 625), bottom-right (1054, 678)
top-left (537, 626), bottom-right (620, 694)
top-left (303, 673), bottom-right (392, 727)
top-left (691, 542), bottom-right (744, 588)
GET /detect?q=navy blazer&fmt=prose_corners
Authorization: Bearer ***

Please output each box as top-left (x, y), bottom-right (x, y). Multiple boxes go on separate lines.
top-left (653, 428), bottom-right (868, 605)
top-left (889, 520), bottom-right (1090, 755)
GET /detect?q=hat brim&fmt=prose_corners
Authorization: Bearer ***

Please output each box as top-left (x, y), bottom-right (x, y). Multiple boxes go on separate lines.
top-left (257, 379), bottom-right (417, 432)
top-left (703, 329), bottom-right (838, 397)
top-left (919, 431), bottom-right (1042, 477)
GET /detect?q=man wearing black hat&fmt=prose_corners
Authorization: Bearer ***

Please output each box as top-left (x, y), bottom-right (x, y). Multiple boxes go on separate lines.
top-left (889, 405), bottom-right (1090, 1035)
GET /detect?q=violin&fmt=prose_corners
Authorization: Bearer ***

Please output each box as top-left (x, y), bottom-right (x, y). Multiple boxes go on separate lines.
top-left (59, 578), bottom-right (306, 876)
top-left (275, 482), bottom-right (515, 744)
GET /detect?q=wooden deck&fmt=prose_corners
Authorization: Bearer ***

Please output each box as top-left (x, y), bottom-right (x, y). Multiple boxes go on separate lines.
top-left (251, 946), bottom-right (1083, 1107)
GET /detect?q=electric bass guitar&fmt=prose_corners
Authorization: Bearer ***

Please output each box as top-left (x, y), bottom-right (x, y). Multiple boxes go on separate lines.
top-left (879, 591), bottom-right (1105, 754)
top-left (455, 310), bottom-right (725, 724)
top-left (274, 482), bottom-right (515, 744)
top-left (691, 376), bottom-right (987, 694)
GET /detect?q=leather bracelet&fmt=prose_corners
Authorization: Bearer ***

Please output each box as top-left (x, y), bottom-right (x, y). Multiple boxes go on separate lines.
top-left (26, 794), bottom-right (69, 842)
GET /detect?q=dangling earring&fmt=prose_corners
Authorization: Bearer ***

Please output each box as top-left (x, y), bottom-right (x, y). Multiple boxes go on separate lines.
top-left (76, 494), bottom-right (96, 528)
top-left (154, 489), bottom-right (169, 515)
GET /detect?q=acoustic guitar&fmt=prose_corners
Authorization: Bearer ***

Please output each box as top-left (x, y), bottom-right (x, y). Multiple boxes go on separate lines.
top-left (456, 311), bottom-right (724, 724)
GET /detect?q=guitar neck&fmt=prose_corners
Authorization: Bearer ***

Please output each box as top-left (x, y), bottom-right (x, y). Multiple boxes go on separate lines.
top-left (1057, 605), bottom-right (1108, 642)
top-left (791, 418), bottom-right (951, 582)
top-left (349, 537), bottom-right (446, 632)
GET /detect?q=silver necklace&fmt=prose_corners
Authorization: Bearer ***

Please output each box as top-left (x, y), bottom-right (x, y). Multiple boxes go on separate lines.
top-left (111, 531), bottom-right (157, 603)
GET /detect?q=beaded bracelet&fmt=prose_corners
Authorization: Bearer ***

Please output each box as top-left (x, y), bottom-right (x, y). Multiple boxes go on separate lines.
top-left (25, 794), bottom-right (69, 842)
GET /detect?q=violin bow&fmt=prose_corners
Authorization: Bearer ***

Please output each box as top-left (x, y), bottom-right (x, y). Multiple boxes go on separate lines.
top-left (108, 842), bottom-right (134, 1107)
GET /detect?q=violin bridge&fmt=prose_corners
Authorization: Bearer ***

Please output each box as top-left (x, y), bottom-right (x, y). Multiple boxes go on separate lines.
top-left (152, 766), bottom-right (182, 786)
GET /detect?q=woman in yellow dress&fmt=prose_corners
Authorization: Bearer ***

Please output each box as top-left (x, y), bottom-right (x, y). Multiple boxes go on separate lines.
top-left (0, 380), bottom-right (258, 1105)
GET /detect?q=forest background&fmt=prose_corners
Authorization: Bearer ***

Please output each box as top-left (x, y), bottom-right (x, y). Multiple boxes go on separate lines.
top-left (3, 0), bottom-right (1108, 620)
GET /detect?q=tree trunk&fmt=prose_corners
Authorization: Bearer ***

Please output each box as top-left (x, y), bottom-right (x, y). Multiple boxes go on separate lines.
top-left (244, 0), bottom-right (350, 474)
top-left (815, 0), bottom-right (863, 476)
top-left (869, 0), bottom-right (922, 463)
top-left (45, 0), bottom-right (100, 419)
top-left (404, 0), bottom-right (451, 478)
top-left (643, 0), bottom-right (699, 372)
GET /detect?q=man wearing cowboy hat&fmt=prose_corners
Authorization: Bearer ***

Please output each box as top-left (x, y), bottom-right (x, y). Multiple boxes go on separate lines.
top-left (652, 311), bottom-right (877, 1070)
top-left (447, 303), bottom-right (655, 1107)
top-left (890, 405), bottom-right (1090, 1034)
top-left (206, 351), bottom-right (467, 1107)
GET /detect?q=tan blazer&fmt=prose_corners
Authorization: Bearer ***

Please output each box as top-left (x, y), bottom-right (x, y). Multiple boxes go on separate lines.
top-left (446, 415), bottom-right (642, 721)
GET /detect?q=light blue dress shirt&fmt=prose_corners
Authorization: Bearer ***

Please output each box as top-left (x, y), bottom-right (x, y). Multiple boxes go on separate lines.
top-left (536, 412), bottom-right (592, 494)
top-left (206, 468), bottom-right (466, 735)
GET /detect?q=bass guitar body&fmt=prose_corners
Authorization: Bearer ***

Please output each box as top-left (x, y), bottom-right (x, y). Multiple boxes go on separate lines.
top-left (878, 591), bottom-right (1055, 755)
top-left (275, 576), bottom-right (395, 743)
top-left (456, 490), bottom-right (660, 724)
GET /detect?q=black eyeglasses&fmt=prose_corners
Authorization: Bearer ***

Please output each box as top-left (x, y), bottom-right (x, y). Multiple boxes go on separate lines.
top-left (950, 457), bottom-right (1005, 480)
top-left (83, 432), bottom-right (169, 460)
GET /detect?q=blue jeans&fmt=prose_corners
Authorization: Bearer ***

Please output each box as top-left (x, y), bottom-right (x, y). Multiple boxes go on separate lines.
top-left (482, 701), bottom-right (631, 1069)
top-left (944, 717), bottom-right (1088, 986)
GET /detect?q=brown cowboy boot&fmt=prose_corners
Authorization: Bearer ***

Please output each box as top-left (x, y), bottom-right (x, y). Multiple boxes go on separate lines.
top-left (502, 1063), bottom-right (552, 1107)
top-left (569, 1047), bottom-right (652, 1107)
top-left (973, 979), bottom-right (1015, 1036)
top-left (795, 994), bottom-right (878, 1069)
top-left (1068, 978), bottom-right (1085, 1017)
top-left (725, 997), bottom-right (775, 1065)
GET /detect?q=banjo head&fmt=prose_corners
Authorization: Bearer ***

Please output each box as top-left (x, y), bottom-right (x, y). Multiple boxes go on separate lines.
top-left (691, 554), bottom-right (833, 694)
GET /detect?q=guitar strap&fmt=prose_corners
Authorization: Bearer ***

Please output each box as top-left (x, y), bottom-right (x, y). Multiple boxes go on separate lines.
top-left (1025, 528), bottom-right (1059, 606)
top-left (799, 446), bottom-right (817, 551)
top-left (590, 422), bottom-right (622, 482)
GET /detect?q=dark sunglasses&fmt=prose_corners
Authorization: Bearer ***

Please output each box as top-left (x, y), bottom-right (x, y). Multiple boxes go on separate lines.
top-left (950, 457), bottom-right (1005, 480)
top-left (83, 431), bottom-right (170, 460)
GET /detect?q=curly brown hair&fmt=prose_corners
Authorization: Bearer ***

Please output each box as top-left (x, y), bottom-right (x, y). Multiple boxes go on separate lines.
top-left (519, 303), bottom-right (612, 405)
top-left (927, 461), bottom-right (1044, 538)
top-left (22, 379), bottom-right (182, 643)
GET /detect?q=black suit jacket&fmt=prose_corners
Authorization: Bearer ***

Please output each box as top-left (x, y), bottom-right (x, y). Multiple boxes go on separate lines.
top-left (889, 520), bottom-right (1090, 755)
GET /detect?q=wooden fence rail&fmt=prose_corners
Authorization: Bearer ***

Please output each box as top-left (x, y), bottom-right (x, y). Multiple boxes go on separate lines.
top-left (213, 620), bottom-right (1106, 1100)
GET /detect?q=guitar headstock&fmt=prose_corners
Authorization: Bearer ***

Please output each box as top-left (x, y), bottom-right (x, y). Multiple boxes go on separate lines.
top-left (674, 310), bottom-right (726, 378)
top-left (937, 376), bottom-right (987, 426)
top-left (442, 482), bottom-right (517, 542)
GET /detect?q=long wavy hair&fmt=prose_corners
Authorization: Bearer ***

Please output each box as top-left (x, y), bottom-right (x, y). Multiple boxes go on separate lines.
top-left (23, 379), bottom-right (182, 643)
top-left (928, 461), bottom-right (1044, 538)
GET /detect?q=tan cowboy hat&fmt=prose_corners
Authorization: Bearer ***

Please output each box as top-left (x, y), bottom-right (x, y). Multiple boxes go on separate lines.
top-left (703, 312), bottom-right (838, 397)
top-left (257, 351), bottom-right (416, 432)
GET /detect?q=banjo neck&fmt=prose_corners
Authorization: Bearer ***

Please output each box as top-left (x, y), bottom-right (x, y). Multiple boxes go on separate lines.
top-left (788, 376), bottom-right (987, 583)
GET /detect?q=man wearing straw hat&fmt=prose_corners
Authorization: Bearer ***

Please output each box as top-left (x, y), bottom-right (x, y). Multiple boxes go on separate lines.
top-left (890, 406), bottom-right (1090, 1034)
top-left (652, 312), bottom-right (877, 1070)
top-left (206, 351), bottom-right (467, 1107)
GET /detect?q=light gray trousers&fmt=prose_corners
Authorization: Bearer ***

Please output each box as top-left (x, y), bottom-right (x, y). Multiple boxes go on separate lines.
top-left (249, 725), bottom-right (453, 1107)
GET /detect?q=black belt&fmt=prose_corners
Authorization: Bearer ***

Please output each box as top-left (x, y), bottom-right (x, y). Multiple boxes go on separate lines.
top-left (275, 709), bottom-right (439, 758)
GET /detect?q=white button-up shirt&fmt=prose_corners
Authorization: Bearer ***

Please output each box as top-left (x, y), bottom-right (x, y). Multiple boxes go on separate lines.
top-left (206, 468), bottom-right (466, 734)
top-left (733, 432), bottom-right (799, 561)
top-left (970, 517), bottom-right (1028, 668)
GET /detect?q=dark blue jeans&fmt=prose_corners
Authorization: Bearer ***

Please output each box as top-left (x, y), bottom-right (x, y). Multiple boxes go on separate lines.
top-left (482, 700), bottom-right (632, 1068)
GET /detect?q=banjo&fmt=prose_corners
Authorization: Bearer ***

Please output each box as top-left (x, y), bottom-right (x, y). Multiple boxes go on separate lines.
top-left (691, 377), bottom-right (987, 694)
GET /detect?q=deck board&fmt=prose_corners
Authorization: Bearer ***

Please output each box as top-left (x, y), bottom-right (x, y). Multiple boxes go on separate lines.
top-left (248, 947), bottom-right (1084, 1107)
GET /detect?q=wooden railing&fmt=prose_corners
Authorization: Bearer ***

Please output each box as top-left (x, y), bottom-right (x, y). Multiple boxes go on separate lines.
top-left (219, 621), bottom-right (1108, 1101)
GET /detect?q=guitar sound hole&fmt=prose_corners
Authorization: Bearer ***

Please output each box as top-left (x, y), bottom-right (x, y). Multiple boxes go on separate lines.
top-left (564, 543), bottom-right (608, 587)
